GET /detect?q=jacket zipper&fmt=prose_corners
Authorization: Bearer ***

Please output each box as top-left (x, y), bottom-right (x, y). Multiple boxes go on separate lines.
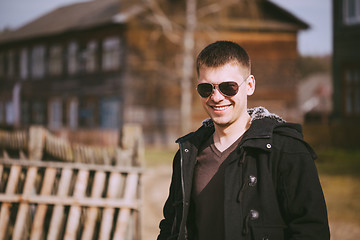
top-left (178, 142), bottom-right (188, 240)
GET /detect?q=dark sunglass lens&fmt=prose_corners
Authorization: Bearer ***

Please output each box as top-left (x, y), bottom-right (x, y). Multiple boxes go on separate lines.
top-left (197, 83), bottom-right (213, 98)
top-left (219, 82), bottom-right (239, 96)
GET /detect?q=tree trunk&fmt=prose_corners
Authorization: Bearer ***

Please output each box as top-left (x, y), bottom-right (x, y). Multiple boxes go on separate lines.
top-left (181, 0), bottom-right (197, 134)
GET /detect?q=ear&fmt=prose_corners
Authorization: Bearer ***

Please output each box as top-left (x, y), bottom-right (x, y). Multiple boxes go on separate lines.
top-left (246, 75), bottom-right (256, 96)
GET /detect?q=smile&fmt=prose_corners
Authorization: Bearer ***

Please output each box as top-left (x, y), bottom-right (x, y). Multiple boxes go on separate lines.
top-left (212, 105), bottom-right (230, 111)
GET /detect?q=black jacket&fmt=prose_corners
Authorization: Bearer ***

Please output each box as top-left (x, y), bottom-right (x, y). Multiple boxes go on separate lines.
top-left (158, 107), bottom-right (330, 240)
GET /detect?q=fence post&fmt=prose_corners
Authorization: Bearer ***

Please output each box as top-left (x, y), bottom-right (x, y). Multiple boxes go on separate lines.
top-left (28, 126), bottom-right (46, 160)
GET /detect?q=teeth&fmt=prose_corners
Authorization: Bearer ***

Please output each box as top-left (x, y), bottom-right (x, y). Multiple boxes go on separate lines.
top-left (213, 106), bottom-right (229, 111)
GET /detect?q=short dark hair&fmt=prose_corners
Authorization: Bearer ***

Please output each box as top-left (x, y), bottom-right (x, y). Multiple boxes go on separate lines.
top-left (196, 41), bottom-right (251, 75)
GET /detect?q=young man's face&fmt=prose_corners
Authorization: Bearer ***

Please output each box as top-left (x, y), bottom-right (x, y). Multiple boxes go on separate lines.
top-left (197, 63), bottom-right (255, 128)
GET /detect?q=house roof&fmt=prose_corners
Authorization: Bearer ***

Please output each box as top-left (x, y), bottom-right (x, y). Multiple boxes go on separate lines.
top-left (0, 0), bottom-right (309, 44)
top-left (194, 0), bottom-right (309, 31)
top-left (0, 0), bottom-right (140, 43)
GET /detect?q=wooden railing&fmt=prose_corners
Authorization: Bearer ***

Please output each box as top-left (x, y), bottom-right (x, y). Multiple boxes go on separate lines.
top-left (0, 125), bottom-right (144, 240)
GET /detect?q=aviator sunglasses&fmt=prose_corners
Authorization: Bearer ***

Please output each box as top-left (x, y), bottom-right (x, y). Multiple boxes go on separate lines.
top-left (196, 76), bottom-right (249, 98)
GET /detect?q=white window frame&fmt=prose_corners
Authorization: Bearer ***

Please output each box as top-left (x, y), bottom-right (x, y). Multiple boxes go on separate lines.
top-left (100, 97), bottom-right (121, 129)
top-left (68, 98), bottom-right (78, 129)
top-left (86, 40), bottom-right (98, 72)
top-left (31, 45), bottom-right (45, 79)
top-left (68, 41), bottom-right (78, 75)
top-left (49, 98), bottom-right (63, 129)
top-left (102, 37), bottom-right (121, 71)
top-left (5, 101), bottom-right (14, 125)
top-left (343, 0), bottom-right (360, 25)
top-left (49, 45), bottom-right (63, 76)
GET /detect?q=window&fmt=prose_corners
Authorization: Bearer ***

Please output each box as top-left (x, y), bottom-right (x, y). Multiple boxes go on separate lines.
top-left (0, 52), bottom-right (4, 78)
top-left (49, 45), bottom-right (63, 76)
top-left (31, 45), bottom-right (45, 79)
top-left (49, 99), bottom-right (63, 129)
top-left (5, 101), bottom-right (14, 125)
top-left (344, 0), bottom-right (360, 25)
top-left (20, 48), bottom-right (28, 80)
top-left (79, 99), bottom-right (96, 128)
top-left (68, 41), bottom-right (78, 75)
top-left (7, 51), bottom-right (15, 78)
top-left (344, 68), bottom-right (360, 116)
top-left (86, 41), bottom-right (98, 72)
top-left (100, 97), bottom-right (121, 129)
top-left (102, 37), bottom-right (121, 71)
top-left (67, 98), bottom-right (78, 129)
top-left (0, 102), bottom-right (4, 124)
top-left (21, 101), bottom-right (30, 125)
top-left (32, 101), bottom-right (46, 125)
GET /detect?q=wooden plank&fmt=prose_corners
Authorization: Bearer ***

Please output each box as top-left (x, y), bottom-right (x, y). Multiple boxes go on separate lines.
top-left (0, 194), bottom-right (139, 209)
top-left (47, 168), bottom-right (73, 240)
top-left (0, 158), bottom-right (142, 174)
top-left (81, 171), bottom-right (106, 240)
top-left (99, 172), bottom-right (122, 240)
top-left (12, 166), bottom-right (38, 240)
top-left (28, 126), bottom-right (45, 160)
top-left (64, 169), bottom-right (89, 240)
top-left (19, 150), bottom-right (27, 160)
top-left (2, 150), bottom-right (10, 160)
top-left (113, 173), bottom-right (139, 240)
top-left (30, 167), bottom-right (57, 240)
top-left (0, 165), bottom-right (21, 240)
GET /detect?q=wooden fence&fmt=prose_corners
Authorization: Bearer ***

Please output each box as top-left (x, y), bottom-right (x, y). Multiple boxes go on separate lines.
top-left (0, 125), bottom-right (144, 240)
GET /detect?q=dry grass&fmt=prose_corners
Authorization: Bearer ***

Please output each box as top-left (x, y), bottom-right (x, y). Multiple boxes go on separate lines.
top-left (315, 148), bottom-right (360, 239)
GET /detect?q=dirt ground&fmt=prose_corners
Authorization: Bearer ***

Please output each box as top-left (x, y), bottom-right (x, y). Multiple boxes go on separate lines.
top-left (143, 165), bottom-right (172, 240)
top-left (142, 165), bottom-right (360, 240)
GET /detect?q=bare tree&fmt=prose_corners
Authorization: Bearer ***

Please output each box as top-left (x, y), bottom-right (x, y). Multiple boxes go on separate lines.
top-left (181, 0), bottom-right (197, 134)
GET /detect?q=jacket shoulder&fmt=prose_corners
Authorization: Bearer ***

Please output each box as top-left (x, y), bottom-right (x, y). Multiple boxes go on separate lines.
top-left (272, 123), bottom-right (317, 159)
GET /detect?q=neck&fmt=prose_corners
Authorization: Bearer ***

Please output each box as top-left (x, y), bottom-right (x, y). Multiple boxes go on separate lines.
top-left (213, 114), bottom-right (251, 152)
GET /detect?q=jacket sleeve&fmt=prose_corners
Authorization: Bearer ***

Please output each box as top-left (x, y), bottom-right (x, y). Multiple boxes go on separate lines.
top-left (276, 136), bottom-right (330, 240)
top-left (157, 150), bottom-right (182, 240)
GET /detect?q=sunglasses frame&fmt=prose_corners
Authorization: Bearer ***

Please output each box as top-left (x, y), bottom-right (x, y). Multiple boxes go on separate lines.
top-left (196, 76), bottom-right (249, 98)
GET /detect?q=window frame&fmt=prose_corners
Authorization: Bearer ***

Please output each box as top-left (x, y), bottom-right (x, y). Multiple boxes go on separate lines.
top-left (343, 67), bottom-right (360, 117)
top-left (102, 37), bottom-right (121, 71)
top-left (343, 0), bottom-right (360, 25)
top-left (31, 45), bottom-right (46, 79)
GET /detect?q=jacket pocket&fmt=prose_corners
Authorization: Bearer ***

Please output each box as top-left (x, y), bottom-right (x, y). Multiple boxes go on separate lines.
top-left (251, 226), bottom-right (284, 240)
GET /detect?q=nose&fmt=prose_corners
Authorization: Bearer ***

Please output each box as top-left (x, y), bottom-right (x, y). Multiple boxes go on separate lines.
top-left (210, 86), bottom-right (225, 102)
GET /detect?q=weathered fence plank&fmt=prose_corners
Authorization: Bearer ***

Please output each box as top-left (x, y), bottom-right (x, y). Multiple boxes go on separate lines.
top-left (81, 171), bottom-right (106, 240)
top-left (0, 165), bottom-right (21, 240)
top-left (64, 169), bottom-right (90, 240)
top-left (30, 167), bottom-right (57, 240)
top-left (47, 168), bottom-right (73, 240)
top-left (0, 159), bottom-right (142, 240)
top-left (114, 173), bottom-right (139, 240)
top-left (12, 166), bottom-right (38, 240)
top-left (0, 124), bottom-right (143, 240)
top-left (99, 172), bottom-right (123, 240)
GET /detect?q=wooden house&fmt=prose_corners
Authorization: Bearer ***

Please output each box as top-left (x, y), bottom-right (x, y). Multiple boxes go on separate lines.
top-left (0, 0), bottom-right (308, 145)
top-left (332, 0), bottom-right (360, 121)
top-left (327, 0), bottom-right (360, 148)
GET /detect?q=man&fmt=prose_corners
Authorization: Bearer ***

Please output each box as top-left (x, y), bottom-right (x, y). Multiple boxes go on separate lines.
top-left (157, 41), bottom-right (330, 240)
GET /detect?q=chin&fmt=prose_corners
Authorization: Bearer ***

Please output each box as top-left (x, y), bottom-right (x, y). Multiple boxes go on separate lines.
top-left (211, 117), bottom-right (232, 127)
